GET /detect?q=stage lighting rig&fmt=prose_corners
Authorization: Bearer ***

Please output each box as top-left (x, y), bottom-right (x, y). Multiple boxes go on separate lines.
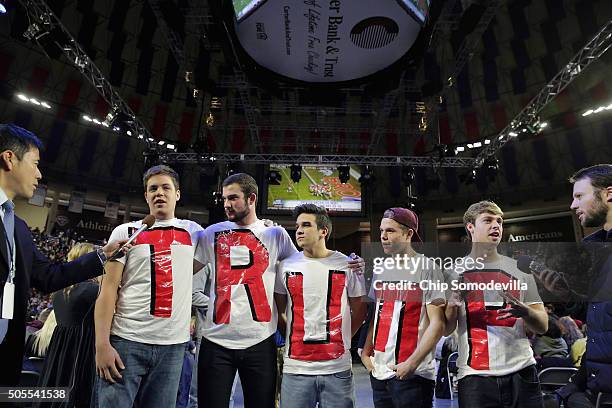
top-left (483, 157), bottom-right (499, 182)
top-left (459, 168), bottom-right (478, 185)
top-left (402, 167), bottom-right (416, 185)
top-left (406, 197), bottom-right (418, 212)
top-left (337, 166), bottom-right (350, 184)
top-left (268, 170), bottom-right (282, 185)
top-left (290, 165), bottom-right (302, 183)
top-left (484, 157), bottom-right (499, 172)
top-left (226, 162), bottom-right (240, 177)
top-left (358, 166), bottom-right (373, 184)
top-left (143, 148), bottom-right (160, 169)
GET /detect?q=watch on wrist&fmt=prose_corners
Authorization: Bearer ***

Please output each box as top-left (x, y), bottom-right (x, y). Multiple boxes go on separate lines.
top-left (96, 247), bottom-right (108, 264)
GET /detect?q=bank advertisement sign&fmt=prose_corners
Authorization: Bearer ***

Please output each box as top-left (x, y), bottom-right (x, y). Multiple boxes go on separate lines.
top-left (233, 0), bottom-right (427, 82)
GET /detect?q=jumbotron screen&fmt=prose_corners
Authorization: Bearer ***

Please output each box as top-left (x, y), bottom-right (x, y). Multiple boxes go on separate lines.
top-left (232, 0), bottom-right (267, 22)
top-left (267, 165), bottom-right (362, 213)
top-left (398, 0), bottom-right (430, 25)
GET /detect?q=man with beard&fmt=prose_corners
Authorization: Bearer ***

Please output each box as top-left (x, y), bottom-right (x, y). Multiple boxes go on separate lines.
top-left (194, 173), bottom-right (364, 408)
top-left (553, 164), bottom-right (612, 407)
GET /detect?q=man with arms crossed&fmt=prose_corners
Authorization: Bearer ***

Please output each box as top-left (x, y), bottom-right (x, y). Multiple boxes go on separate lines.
top-left (445, 200), bottom-right (548, 408)
top-left (95, 165), bottom-right (204, 407)
top-left (274, 204), bottom-right (367, 408)
top-left (194, 173), bottom-right (363, 408)
top-left (361, 208), bottom-right (446, 408)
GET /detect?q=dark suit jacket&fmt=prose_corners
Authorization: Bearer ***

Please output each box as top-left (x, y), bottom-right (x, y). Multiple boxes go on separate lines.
top-left (0, 216), bottom-right (103, 386)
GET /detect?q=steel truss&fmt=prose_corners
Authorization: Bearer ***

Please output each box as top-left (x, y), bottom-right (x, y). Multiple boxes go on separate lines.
top-left (366, 78), bottom-right (402, 155)
top-left (475, 18), bottom-right (612, 165)
top-left (426, 0), bottom-right (503, 141)
top-left (19, 0), bottom-right (153, 146)
top-left (158, 153), bottom-right (478, 168)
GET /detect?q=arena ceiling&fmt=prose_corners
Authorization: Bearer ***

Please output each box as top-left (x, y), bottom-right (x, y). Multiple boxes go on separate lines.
top-left (0, 0), bottom-right (611, 210)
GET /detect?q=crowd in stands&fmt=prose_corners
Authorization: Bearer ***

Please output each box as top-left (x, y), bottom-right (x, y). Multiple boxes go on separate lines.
top-left (26, 228), bottom-right (86, 322)
top-left (532, 308), bottom-right (586, 371)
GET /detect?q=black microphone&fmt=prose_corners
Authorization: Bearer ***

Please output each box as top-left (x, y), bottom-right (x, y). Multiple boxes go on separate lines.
top-left (516, 255), bottom-right (534, 275)
top-left (516, 255), bottom-right (574, 295)
top-left (108, 214), bottom-right (156, 261)
top-left (516, 255), bottom-right (555, 279)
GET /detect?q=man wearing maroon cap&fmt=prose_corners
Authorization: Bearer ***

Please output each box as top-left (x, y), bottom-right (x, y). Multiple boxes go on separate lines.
top-left (361, 208), bottom-right (446, 408)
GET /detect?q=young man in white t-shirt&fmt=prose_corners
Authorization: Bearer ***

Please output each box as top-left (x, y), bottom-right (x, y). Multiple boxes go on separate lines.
top-left (444, 200), bottom-right (548, 408)
top-left (94, 165), bottom-right (203, 408)
top-left (361, 208), bottom-right (446, 408)
top-left (194, 173), bottom-right (364, 408)
top-left (274, 204), bottom-right (367, 408)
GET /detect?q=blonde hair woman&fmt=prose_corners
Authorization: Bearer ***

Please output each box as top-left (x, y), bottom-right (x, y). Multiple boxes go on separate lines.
top-left (25, 310), bottom-right (57, 358)
top-left (35, 242), bottom-right (100, 408)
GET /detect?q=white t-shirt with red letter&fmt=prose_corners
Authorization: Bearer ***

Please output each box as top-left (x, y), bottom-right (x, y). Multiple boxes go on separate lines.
top-left (275, 251), bottom-right (367, 375)
top-left (194, 220), bottom-right (297, 349)
top-left (449, 256), bottom-right (542, 379)
top-left (368, 254), bottom-right (446, 381)
top-left (109, 218), bottom-right (203, 345)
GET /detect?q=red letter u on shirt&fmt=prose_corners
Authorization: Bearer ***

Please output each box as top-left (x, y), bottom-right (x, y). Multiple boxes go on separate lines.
top-left (286, 270), bottom-right (346, 361)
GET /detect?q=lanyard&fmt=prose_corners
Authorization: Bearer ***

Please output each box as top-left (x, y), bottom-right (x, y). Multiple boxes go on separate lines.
top-left (1, 211), bottom-right (15, 283)
top-left (5, 234), bottom-right (14, 283)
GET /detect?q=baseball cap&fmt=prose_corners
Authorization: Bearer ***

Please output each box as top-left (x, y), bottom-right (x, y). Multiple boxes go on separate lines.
top-left (383, 207), bottom-right (422, 242)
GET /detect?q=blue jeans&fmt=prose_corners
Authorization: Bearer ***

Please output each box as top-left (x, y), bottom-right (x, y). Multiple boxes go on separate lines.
top-left (188, 337), bottom-right (201, 408)
top-left (280, 369), bottom-right (355, 408)
top-left (369, 374), bottom-right (434, 408)
top-left (96, 335), bottom-right (186, 408)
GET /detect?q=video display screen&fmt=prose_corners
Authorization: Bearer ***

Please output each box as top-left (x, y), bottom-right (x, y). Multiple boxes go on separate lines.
top-left (398, 0), bottom-right (430, 25)
top-left (232, 0), bottom-right (267, 22)
top-left (267, 164), bottom-right (362, 213)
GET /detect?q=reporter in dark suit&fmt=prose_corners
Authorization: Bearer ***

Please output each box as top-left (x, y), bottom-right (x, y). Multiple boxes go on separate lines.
top-left (0, 124), bottom-right (124, 386)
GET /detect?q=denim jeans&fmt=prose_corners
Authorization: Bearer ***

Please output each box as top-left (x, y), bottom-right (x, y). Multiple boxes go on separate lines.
top-left (96, 335), bottom-right (186, 408)
top-left (280, 369), bottom-right (355, 408)
top-left (188, 337), bottom-right (201, 408)
top-left (369, 374), bottom-right (434, 408)
top-left (458, 365), bottom-right (543, 408)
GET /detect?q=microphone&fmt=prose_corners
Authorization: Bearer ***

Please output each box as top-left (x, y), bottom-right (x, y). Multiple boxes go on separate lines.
top-left (108, 214), bottom-right (156, 261)
top-left (516, 255), bottom-right (557, 279)
top-left (516, 255), bottom-right (573, 295)
top-left (516, 255), bottom-right (534, 275)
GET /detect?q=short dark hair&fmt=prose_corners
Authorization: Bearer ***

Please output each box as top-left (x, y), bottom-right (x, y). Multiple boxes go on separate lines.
top-left (222, 173), bottom-right (258, 200)
top-left (293, 204), bottom-right (333, 240)
top-left (143, 165), bottom-right (180, 190)
top-left (545, 316), bottom-right (562, 339)
top-left (0, 124), bottom-right (43, 159)
top-left (569, 164), bottom-right (612, 190)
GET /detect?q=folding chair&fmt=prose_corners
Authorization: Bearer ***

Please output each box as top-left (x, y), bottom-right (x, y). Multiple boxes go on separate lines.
top-left (537, 367), bottom-right (577, 393)
top-left (28, 356), bottom-right (45, 373)
top-left (595, 392), bottom-right (612, 408)
top-left (19, 370), bottom-right (40, 387)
